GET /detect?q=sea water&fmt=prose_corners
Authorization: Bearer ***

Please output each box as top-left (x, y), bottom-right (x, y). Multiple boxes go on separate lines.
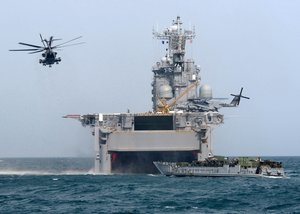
top-left (0, 157), bottom-right (299, 213)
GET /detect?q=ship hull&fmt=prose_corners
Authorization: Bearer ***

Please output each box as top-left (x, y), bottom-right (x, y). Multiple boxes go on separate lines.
top-left (111, 151), bottom-right (197, 173)
top-left (74, 112), bottom-right (219, 174)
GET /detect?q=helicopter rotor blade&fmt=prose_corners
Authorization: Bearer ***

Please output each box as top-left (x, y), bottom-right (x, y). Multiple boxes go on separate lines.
top-left (211, 98), bottom-right (228, 100)
top-left (53, 36), bottom-right (82, 48)
top-left (240, 95), bottom-right (250, 99)
top-left (239, 87), bottom-right (243, 96)
top-left (28, 50), bottom-right (45, 54)
top-left (48, 36), bottom-right (54, 48)
top-left (55, 42), bottom-right (85, 48)
top-left (9, 48), bottom-right (42, 51)
top-left (40, 34), bottom-right (46, 48)
top-left (44, 39), bottom-right (49, 47)
top-left (18, 42), bottom-right (44, 49)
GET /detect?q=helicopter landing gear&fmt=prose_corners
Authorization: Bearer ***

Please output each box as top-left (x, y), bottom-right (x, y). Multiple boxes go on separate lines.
top-left (56, 57), bottom-right (61, 64)
top-left (55, 57), bottom-right (61, 64)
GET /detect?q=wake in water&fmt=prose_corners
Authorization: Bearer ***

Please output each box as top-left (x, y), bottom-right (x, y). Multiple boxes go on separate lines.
top-left (261, 175), bottom-right (289, 179)
top-left (147, 174), bottom-right (160, 177)
top-left (0, 157), bottom-right (95, 176)
top-left (0, 169), bottom-right (95, 176)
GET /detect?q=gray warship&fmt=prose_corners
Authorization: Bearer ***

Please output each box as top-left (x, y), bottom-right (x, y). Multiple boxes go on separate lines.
top-left (64, 16), bottom-right (284, 176)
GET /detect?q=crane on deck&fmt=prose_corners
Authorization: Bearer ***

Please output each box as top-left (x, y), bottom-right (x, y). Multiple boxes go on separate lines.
top-left (156, 80), bottom-right (199, 113)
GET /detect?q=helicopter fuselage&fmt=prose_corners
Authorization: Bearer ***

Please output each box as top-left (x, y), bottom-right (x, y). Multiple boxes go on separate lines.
top-left (39, 50), bottom-right (61, 67)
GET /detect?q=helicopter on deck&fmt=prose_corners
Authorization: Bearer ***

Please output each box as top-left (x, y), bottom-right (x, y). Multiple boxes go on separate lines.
top-left (9, 34), bottom-right (83, 67)
top-left (175, 87), bottom-right (250, 112)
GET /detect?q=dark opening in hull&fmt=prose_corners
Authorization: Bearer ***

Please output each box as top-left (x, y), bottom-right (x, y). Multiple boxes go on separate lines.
top-left (111, 151), bottom-right (197, 173)
top-left (134, 115), bottom-right (174, 130)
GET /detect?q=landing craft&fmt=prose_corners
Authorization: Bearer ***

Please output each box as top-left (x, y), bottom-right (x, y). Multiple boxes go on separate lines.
top-left (9, 34), bottom-right (83, 67)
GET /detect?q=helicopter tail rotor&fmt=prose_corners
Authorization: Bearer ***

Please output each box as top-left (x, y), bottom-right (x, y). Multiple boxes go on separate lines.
top-left (230, 87), bottom-right (250, 106)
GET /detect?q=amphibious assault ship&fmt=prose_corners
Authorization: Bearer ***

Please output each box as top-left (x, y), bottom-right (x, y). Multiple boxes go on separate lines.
top-left (64, 16), bottom-right (284, 175)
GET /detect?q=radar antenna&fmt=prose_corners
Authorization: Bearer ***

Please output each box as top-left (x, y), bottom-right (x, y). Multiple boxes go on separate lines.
top-left (153, 16), bottom-right (195, 65)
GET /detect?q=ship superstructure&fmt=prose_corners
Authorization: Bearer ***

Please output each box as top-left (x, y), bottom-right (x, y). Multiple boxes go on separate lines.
top-left (64, 17), bottom-right (247, 174)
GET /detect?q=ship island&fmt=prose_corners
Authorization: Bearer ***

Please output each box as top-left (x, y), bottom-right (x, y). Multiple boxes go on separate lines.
top-left (64, 17), bottom-right (284, 177)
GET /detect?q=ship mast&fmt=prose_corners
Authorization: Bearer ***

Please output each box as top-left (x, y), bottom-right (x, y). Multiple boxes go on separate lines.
top-left (153, 16), bottom-right (195, 65)
top-left (152, 16), bottom-right (198, 112)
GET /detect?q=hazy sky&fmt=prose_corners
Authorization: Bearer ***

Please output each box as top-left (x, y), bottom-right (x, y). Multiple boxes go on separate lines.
top-left (0, 0), bottom-right (299, 157)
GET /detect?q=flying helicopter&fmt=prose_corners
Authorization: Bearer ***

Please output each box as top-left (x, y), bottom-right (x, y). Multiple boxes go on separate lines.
top-left (9, 34), bottom-right (83, 67)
